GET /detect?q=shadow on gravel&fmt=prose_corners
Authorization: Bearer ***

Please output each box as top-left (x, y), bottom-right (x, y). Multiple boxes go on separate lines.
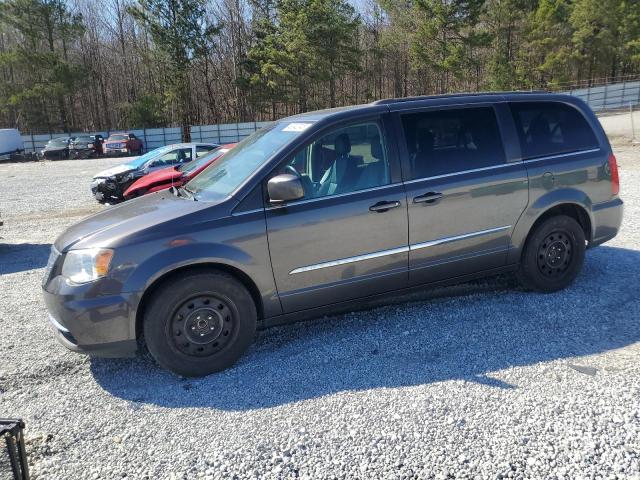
top-left (92, 245), bottom-right (640, 411)
top-left (0, 243), bottom-right (51, 274)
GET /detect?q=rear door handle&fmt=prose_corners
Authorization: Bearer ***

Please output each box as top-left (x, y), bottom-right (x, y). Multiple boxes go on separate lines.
top-left (369, 200), bottom-right (401, 212)
top-left (413, 192), bottom-right (443, 204)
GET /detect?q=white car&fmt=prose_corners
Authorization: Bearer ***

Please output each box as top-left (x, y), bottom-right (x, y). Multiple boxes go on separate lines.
top-left (0, 129), bottom-right (24, 161)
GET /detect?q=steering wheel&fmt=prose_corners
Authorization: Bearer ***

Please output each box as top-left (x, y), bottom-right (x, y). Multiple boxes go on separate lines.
top-left (284, 165), bottom-right (301, 178)
top-left (284, 165), bottom-right (313, 197)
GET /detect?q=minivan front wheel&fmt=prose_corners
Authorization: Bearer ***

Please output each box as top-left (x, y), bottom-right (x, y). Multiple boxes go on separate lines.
top-left (517, 215), bottom-right (586, 293)
top-left (143, 271), bottom-right (257, 377)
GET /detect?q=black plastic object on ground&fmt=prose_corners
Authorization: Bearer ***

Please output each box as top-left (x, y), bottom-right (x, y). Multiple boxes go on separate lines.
top-left (0, 419), bottom-right (29, 480)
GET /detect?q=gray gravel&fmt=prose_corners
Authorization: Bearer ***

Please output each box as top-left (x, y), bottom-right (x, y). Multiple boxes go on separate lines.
top-left (1, 150), bottom-right (639, 480)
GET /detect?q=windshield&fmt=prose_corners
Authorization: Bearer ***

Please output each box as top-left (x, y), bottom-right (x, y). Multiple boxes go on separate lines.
top-left (108, 134), bottom-right (128, 141)
top-left (72, 136), bottom-right (93, 143)
top-left (187, 122), bottom-right (312, 201)
top-left (123, 146), bottom-right (171, 168)
top-left (180, 148), bottom-right (229, 174)
top-left (47, 138), bottom-right (68, 147)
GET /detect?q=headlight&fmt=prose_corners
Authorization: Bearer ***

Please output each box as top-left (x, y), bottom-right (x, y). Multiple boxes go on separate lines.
top-left (61, 248), bottom-right (113, 283)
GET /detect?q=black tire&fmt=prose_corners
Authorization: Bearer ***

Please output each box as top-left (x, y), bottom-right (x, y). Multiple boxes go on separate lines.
top-left (143, 271), bottom-right (257, 377)
top-left (516, 215), bottom-right (586, 293)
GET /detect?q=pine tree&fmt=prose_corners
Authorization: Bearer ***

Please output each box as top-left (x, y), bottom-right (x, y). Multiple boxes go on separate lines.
top-left (128, 0), bottom-right (221, 135)
top-left (0, 0), bottom-right (84, 131)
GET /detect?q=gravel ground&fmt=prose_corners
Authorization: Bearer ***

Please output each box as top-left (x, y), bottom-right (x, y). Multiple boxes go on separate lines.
top-left (0, 147), bottom-right (639, 480)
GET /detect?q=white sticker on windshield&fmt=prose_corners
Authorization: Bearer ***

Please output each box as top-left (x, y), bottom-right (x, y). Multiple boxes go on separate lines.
top-left (282, 122), bottom-right (312, 132)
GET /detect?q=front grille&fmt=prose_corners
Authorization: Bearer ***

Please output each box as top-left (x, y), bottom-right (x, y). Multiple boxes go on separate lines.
top-left (0, 419), bottom-right (29, 480)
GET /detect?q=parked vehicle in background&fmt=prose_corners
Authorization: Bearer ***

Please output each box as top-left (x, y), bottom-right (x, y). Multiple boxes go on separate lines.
top-left (69, 134), bottom-right (104, 159)
top-left (91, 142), bottom-right (219, 203)
top-left (44, 93), bottom-right (622, 377)
top-left (41, 137), bottom-right (71, 160)
top-left (103, 132), bottom-right (143, 156)
top-left (0, 129), bottom-right (24, 162)
top-left (123, 144), bottom-right (235, 200)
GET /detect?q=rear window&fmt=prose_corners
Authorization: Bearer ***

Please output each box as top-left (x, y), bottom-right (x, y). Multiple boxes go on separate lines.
top-left (510, 102), bottom-right (599, 160)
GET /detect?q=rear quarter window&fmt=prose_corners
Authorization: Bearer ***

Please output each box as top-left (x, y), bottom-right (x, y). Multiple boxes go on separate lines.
top-left (510, 102), bottom-right (599, 160)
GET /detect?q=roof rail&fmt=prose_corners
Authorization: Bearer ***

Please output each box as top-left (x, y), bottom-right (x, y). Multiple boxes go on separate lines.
top-left (371, 90), bottom-right (548, 105)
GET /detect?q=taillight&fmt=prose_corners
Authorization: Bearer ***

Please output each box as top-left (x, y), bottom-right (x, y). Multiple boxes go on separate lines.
top-left (608, 153), bottom-right (620, 196)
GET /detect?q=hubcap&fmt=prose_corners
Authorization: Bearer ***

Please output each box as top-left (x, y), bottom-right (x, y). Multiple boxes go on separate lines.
top-left (170, 295), bottom-right (235, 357)
top-left (537, 231), bottom-right (572, 278)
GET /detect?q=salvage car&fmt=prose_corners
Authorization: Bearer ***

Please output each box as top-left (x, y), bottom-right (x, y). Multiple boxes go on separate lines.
top-left (70, 134), bottom-right (104, 159)
top-left (41, 137), bottom-right (71, 160)
top-left (103, 132), bottom-right (144, 156)
top-left (91, 142), bottom-right (219, 203)
top-left (44, 93), bottom-right (623, 377)
top-left (123, 144), bottom-right (235, 200)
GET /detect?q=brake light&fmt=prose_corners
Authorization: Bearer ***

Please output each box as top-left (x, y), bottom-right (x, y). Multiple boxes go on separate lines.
top-left (608, 153), bottom-right (620, 196)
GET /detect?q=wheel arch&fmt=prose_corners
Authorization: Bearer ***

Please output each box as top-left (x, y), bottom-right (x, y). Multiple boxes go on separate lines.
top-left (509, 192), bottom-right (594, 264)
top-left (134, 262), bottom-right (264, 342)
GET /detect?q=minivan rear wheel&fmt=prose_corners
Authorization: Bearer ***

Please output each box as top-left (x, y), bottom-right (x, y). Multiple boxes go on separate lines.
top-left (143, 271), bottom-right (257, 377)
top-left (517, 215), bottom-right (586, 292)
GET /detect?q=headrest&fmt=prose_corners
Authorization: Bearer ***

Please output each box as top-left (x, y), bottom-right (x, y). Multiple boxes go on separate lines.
top-left (334, 133), bottom-right (351, 156)
top-left (417, 129), bottom-right (434, 152)
top-left (528, 117), bottom-right (551, 140)
top-left (371, 134), bottom-right (383, 160)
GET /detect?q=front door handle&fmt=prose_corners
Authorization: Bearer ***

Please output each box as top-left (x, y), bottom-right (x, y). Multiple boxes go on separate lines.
top-left (369, 200), bottom-right (401, 212)
top-left (414, 192), bottom-right (443, 204)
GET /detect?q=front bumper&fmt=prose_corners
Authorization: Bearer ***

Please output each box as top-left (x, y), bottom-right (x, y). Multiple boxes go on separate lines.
top-left (42, 277), bottom-right (139, 357)
top-left (91, 178), bottom-right (122, 203)
top-left (590, 197), bottom-right (624, 247)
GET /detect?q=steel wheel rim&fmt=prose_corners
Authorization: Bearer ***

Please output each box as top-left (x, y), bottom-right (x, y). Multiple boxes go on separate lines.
top-left (169, 295), bottom-right (237, 357)
top-left (537, 231), bottom-right (572, 278)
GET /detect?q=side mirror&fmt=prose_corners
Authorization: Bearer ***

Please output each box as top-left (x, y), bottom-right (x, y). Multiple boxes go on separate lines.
top-left (268, 174), bottom-right (304, 204)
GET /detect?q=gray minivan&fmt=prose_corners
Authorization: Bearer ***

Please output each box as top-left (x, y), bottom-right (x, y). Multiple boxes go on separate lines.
top-left (43, 92), bottom-right (623, 377)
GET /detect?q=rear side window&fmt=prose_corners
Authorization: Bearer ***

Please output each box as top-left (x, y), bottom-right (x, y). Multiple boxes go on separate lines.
top-left (196, 145), bottom-right (216, 157)
top-left (510, 102), bottom-right (598, 159)
top-left (401, 107), bottom-right (506, 179)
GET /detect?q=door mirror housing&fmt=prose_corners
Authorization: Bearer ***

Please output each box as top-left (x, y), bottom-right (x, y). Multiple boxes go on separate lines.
top-left (268, 174), bottom-right (304, 204)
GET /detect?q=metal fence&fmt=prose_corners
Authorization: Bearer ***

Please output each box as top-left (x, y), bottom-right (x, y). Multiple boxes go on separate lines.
top-left (20, 121), bottom-right (272, 154)
top-left (18, 79), bottom-right (640, 153)
top-left (562, 80), bottom-right (640, 112)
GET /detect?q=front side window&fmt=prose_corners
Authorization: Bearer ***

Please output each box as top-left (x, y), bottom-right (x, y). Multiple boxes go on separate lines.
top-left (401, 107), bottom-right (506, 180)
top-left (155, 148), bottom-right (192, 166)
top-left (278, 122), bottom-right (390, 199)
top-left (510, 102), bottom-right (599, 159)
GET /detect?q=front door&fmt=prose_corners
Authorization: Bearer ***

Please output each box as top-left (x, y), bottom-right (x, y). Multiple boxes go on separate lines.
top-left (397, 104), bottom-right (529, 286)
top-left (265, 119), bottom-right (409, 312)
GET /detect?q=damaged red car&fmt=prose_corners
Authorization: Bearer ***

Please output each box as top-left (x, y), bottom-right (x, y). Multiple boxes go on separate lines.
top-left (123, 144), bottom-right (235, 200)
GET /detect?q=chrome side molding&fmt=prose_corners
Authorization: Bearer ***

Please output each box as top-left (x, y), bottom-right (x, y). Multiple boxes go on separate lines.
top-left (289, 225), bottom-right (511, 274)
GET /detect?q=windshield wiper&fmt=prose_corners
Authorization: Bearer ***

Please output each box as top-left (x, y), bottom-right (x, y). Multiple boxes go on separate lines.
top-left (173, 185), bottom-right (197, 201)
